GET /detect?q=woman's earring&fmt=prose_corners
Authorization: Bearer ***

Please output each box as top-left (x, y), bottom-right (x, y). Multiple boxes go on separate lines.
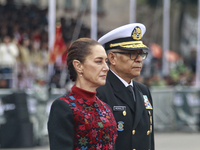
top-left (80, 71), bottom-right (83, 77)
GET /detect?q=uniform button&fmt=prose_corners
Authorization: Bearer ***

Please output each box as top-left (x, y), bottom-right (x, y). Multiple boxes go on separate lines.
top-left (148, 111), bottom-right (151, 116)
top-left (132, 130), bottom-right (135, 135)
top-left (94, 103), bottom-right (99, 108)
top-left (105, 136), bottom-right (109, 141)
top-left (133, 149), bottom-right (136, 150)
top-left (102, 119), bottom-right (106, 123)
top-left (123, 110), bottom-right (126, 116)
top-left (150, 125), bottom-right (152, 131)
top-left (147, 130), bottom-right (150, 135)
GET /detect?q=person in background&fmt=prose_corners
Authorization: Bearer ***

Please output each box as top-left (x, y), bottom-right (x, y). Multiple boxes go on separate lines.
top-left (0, 79), bottom-right (7, 88)
top-left (48, 38), bottom-right (117, 150)
top-left (0, 36), bottom-right (19, 88)
top-left (97, 23), bottom-right (155, 150)
top-left (32, 74), bottom-right (49, 145)
top-left (0, 36), bottom-right (19, 67)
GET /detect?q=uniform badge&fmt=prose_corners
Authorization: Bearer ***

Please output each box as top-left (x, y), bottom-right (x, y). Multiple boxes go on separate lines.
top-left (117, 121), bottom-right (124, 131)
top-left (143, 95), bottom-right (153, 109)
top-left (113, 106), bottom-right (126, 111)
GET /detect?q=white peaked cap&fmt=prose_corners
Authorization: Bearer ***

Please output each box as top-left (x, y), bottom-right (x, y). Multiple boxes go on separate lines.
top-left (98, 23), bottom-right (149, 51)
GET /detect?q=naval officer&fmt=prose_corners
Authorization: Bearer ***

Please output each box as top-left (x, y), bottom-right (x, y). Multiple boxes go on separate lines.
top-left (97, 23), bottom-right (155, 150)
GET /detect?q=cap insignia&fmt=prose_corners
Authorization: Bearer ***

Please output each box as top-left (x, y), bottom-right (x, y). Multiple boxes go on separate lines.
top-left (132, 26), bottom-right (142, 40)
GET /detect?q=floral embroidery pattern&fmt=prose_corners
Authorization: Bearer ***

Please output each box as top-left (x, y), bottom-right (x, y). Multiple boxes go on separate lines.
top-left (91, 129), bottom-right (98, 137)
top-left (60, 92), bottom-right (117, 150)
top-left (78, 137), bottom-right (88, 146)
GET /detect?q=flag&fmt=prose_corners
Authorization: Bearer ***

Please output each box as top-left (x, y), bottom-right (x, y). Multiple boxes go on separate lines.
top-left (49, 24), bottom-right (67, 63)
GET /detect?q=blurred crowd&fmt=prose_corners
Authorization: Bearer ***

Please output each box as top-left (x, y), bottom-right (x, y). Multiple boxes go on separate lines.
top-left (0, 2), bottom-right (92, 91)
top-left (0, 2), bottom-right (48, 89)
top-left (0, 1), bottom-right (198, 91)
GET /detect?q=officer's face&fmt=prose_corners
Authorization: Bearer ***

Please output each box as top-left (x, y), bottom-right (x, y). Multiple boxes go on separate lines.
top-left (109, 49), bottom-right (143, 83)
top-left (81, 45), bottom-right (109, 88)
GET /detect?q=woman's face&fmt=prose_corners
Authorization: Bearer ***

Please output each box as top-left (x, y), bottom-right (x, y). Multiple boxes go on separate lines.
top-left (81, 45), bottom-right (109, 88)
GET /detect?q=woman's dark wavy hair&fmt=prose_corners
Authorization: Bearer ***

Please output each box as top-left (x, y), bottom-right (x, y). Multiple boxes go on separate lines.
top-left (67, 38), bottom-right (101, 82)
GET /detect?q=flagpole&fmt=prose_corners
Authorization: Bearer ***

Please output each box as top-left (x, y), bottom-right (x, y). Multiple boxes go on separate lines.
top-left (48, 0), bottom-right (56, 82)
top-left (91, 0), bottom-right (97, 40)
top-left (162, 0), bottom-right (170, 76)
top-left (130, 0), bottom-right (136, 23)
top-left (196, 0), bottom-right (200, 88)
top-left (71, 3), bottom-right (88, 42)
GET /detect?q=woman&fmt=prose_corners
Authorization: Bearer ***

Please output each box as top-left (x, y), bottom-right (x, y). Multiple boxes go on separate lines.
top-left (48, 38), bottom-right (117, 150)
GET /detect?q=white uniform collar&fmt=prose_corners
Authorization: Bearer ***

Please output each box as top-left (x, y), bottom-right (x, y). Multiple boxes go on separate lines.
top-left (110, 69), bottom-right (133, 87)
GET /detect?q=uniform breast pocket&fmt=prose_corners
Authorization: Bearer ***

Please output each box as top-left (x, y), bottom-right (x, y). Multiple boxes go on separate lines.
top-left (113, 106), bottom-right (127, 122)
top-left (113, 106), bottom-right (132, 132)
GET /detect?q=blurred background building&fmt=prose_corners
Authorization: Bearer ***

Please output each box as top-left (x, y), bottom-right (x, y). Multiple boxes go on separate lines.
top-left (0, 0), bottom-right (200, 148)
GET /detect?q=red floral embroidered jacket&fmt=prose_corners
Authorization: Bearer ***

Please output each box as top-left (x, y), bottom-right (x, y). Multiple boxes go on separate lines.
top-left (48, 85), bottom-right (117, 150)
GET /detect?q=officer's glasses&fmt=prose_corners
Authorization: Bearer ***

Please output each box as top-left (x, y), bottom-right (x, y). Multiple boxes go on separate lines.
top-left (112, 51), bottom-right (148, 60)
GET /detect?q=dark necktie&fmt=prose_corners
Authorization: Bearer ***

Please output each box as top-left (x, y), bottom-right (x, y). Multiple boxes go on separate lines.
top-left (127, 85), bottom-right (136, 101)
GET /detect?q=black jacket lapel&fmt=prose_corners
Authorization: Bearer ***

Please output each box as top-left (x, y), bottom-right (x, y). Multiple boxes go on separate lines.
top-left (133, 81), bottom-right (145, 128)
top-left (107, 71), bottom-right (135, 112)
